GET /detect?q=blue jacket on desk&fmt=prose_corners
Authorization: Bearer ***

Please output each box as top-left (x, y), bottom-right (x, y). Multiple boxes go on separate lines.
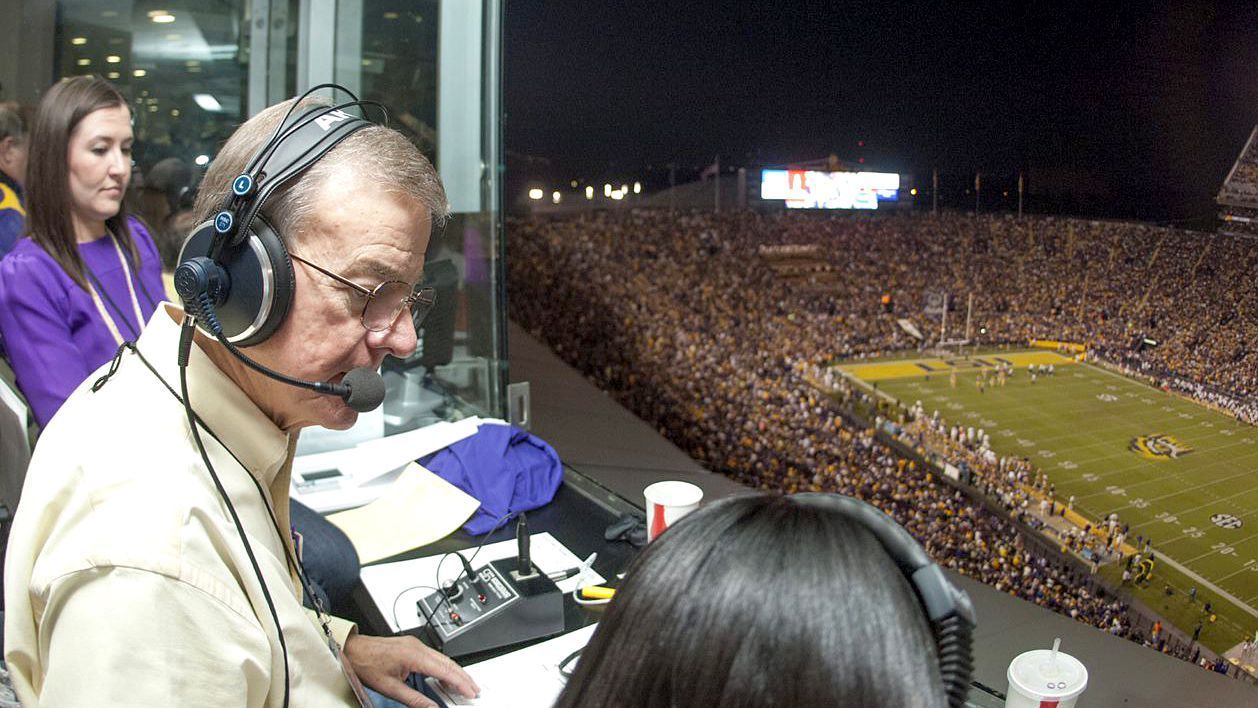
top-left (422, 423), bottom-right (564, 534)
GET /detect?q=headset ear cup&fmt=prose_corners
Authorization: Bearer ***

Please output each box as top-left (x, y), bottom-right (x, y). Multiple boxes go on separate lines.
top-left (175, 217), bottom-right (294, 347)
top-left (237, 217), bottom-right (294, 347)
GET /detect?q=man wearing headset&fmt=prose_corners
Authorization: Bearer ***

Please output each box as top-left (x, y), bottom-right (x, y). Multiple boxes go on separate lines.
top-left (4, 98), bottom-right (479, 707)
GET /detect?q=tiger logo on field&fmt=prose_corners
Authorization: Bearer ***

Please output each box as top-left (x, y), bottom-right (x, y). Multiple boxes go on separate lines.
top-left (1129, 434), bottom-right (1193, 460)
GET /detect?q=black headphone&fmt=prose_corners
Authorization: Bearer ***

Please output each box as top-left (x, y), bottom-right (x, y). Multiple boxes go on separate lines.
top-left (173, 84), bottom-right (388, 413)
top-left (174, 85), bottom-right (377, 346)
top-left (791, 493), bottom-right (976, 708)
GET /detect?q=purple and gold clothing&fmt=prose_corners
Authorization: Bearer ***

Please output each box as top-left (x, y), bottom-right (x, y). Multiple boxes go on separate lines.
top-left (0, 171), bottom-right (24, 258)
top-left (0, 217), bottom-right (165, 427)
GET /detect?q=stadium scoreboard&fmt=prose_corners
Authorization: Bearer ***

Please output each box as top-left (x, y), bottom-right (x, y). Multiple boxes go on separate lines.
top-left (760, 169), bottom-right (901, 210)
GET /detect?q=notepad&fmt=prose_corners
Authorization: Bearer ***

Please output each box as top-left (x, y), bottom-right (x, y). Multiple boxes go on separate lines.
top-left (425, 624), bottom-right (598, 707)
top-left (326, 463), bottom-right (480, 564)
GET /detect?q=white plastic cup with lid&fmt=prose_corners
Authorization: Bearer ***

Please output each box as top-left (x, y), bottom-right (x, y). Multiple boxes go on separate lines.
top-left (643, 480), bottom-right (703, 542)
top-left (1005, 638), bottom-right (1088, 708)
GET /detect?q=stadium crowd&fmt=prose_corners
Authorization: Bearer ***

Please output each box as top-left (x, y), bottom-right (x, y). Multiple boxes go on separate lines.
top-left (508, 208), bottom-right (1255, 665)
top-left (1218, 128), bottom-right (1258, 208)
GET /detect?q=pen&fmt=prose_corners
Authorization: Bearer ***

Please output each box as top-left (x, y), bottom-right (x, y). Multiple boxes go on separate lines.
top-left (548, 552), bottom-right (598, 582)
top-left (548, 567), bottom-right (581, 581)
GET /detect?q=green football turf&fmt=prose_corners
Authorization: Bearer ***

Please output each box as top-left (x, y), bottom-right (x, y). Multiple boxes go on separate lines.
top-left (846, 353), bottom-right (1258, 654)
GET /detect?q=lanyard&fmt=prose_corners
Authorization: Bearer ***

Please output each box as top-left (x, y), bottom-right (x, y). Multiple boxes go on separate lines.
top-left (84, 234), bottom-right (146, 346)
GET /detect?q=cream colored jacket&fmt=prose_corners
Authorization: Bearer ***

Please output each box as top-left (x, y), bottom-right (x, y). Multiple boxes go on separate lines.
top-left (4, 306), bottom-right (357, 707)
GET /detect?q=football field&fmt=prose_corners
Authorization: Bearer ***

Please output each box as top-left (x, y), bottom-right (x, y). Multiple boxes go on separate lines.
top-left (836, 350), bottom-right (1258, 652)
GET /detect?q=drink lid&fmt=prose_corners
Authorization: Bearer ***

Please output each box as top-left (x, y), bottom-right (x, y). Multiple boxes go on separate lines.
top-left (1007, 649), bottom-right (1088, 701)
top-left (644, 481), bottom-right (703, 506)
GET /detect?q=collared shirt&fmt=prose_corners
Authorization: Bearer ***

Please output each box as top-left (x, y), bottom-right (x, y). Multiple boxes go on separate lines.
top-left (4, 305), bottom-right (358, 707)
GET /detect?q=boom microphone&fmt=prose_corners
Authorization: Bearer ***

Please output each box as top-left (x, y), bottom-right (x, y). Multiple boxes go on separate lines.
top-left (176, 260), bottom-right (387, 413)
top-left (341, 367), bottom-right (386, 412)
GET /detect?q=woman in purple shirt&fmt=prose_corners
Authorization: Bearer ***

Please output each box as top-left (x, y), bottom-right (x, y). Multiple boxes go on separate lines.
top-left (0, 77), bottom-right (164, 428)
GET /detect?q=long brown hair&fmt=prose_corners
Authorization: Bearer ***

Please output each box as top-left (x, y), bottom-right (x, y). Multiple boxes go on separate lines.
top-left (26, 76), bottom-right (139, 290)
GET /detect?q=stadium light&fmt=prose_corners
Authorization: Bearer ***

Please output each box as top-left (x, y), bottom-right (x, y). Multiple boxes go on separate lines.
top-left (585, 186), bottom-right (594, 199)
top-left (193, 94), bottom-right (222, 112)
top-left (633, 182), bottom-right (642, 194)
top-left (552, 190), bottom-right (561, 204)
top-left (528, 188), bottom-right (544, 200)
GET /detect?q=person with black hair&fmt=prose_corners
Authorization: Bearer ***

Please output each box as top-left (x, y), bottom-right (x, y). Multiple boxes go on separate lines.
top-left (556, 493), bottom-right (952, 708)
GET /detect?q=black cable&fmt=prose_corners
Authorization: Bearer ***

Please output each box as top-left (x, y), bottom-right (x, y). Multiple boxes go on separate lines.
top-left (178, 319), bottom-right (291, 708)
top-left (413, 513), bottom-right (517, 633)
top-left (935, 614), bottom-right (975, 708)
top-left (227, 99), bottom-right (387, 242)
top-left (180, 300), bottom-right (337, 628)
top-left (121, 244), bottom-right (161, 311)
top-left (390, 585), bottom-right (442, 632)
top-left (214, 94), bottom-right (387, 259)
top-left (189, 292), bottom-right (341, 399)
top-left (83, 266), bottom-right (143, 341)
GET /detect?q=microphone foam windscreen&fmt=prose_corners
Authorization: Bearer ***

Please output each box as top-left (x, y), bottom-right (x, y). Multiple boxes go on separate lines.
top-left (342, 367), bottom-right (386, 412)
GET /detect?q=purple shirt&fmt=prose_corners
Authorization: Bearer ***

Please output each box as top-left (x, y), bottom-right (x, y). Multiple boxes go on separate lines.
top-left (0, 217), bottom-right (165, 427)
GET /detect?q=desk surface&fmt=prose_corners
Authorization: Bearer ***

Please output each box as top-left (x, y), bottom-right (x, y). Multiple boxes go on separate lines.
top-left (351, 473), bottom-right (639, 665)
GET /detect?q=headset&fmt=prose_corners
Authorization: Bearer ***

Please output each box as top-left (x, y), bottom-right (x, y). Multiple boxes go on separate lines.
top-left (173, 84), bottom-right (387, 413)
top-left (791, 493), bottom-right (976, 708)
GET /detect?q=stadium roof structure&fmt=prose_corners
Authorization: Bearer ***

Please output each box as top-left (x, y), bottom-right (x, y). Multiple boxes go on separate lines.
top-left (1216, 125), bottom-right (1258, 209)
top-left (764, 155), bottom-right (867, 172)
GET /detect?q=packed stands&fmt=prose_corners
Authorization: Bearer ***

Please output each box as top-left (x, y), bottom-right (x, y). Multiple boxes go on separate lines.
top-left (1217, 126), bottom-right (1258, 236)
top-left (508, 209), bottom-right (1255, 666)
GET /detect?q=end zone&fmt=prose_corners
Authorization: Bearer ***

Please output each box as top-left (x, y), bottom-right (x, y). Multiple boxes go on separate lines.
top-left (837, 350), bottom-right (1077, 382)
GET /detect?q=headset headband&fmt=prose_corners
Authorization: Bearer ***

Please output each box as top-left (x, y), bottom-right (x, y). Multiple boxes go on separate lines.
top-left (212, 102), bottom-right (376, 254)
top-left (178, 85), bottom-right (387, 347)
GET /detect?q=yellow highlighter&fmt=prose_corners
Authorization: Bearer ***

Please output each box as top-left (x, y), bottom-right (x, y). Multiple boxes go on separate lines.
top-left (580, 585), bottom-right (616, 600)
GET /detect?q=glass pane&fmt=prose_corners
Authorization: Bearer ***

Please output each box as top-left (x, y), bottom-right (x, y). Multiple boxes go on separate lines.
top-left (56, 0), bottom-right (252, 269)
top-left (330, 0), bottom-right (506, 436)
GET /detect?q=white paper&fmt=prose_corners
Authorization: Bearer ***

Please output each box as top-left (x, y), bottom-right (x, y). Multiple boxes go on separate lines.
top-left (427, 624), bottom-right (598, 707)
top-left (335, 416), bottom-right (504, 485)
top-left (326, 464), bottom-right (480, 564)
top-left (361, 532), bottom-right (605, 633)
top-left (291, 465), bottom-right (404, 514)
top-left (290, 417), bottom-right (505, 513)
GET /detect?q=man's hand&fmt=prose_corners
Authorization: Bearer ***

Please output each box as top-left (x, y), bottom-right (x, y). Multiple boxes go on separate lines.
top-left (342, 633), bottom-right (480, 708)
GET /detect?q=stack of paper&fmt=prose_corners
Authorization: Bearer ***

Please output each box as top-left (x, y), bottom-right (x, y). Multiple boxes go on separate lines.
top-left (326, 463), bottom-right (481, 564)
top-left (291, 416), bottom-right (507, 512)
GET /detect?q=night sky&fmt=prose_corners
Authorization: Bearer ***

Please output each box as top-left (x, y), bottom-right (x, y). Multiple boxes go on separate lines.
top-left (505, 1), bottom-right (1258, 225)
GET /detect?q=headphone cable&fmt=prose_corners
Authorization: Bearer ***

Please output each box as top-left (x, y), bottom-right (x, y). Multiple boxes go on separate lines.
top-left (178, 318), bottom-right (292, 708)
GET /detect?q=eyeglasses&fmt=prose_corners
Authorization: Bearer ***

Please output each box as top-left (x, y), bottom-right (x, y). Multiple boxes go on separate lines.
top-left (289, 252), bottom-right (436, 332)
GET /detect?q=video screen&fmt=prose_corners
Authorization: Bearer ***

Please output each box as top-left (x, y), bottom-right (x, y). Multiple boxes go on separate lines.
top-left (760, 169), bottom-right (900, 209)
